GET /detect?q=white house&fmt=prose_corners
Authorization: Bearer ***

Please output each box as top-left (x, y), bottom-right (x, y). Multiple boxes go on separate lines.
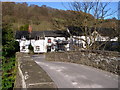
top-left (15, 30), bottom-right (70, 53)
top-left (15, 26), bottom-right (118, 53)
top-left (92, 30), bottom-right (118, 42)
top-left (15, 31), bottom-right (30, 53)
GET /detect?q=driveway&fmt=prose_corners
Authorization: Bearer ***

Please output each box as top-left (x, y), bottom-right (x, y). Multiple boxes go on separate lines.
top-left (32, 54), bottom-right (119, 88)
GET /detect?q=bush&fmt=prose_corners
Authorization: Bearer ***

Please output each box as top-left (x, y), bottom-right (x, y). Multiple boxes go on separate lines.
top-left (2, 57), bottom-right (16, 89)
top-left (2, 23), bottom-right (19, 89)
top-left (28, 44), bottom-right (34, 54)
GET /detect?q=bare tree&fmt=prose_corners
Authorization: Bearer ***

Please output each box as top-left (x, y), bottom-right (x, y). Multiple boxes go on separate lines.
top-left (66, 1), bottom-right (117, 50)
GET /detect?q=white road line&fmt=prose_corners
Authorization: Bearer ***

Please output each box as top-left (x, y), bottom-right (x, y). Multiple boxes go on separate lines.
top-left (56, 69), bottom-right (62, 72)
top-left (72, 82), bottom-right (78, 85)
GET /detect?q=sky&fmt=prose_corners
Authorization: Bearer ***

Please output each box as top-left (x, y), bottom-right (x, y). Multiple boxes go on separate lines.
top-left (1, 0), bottom-right (119, 19)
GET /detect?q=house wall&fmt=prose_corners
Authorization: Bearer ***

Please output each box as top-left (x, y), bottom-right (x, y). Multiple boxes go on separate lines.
top-left (31, 39), bottom-right (47, 53)
top-left (30, 36), bottom-right (68, 53)
top-left (96, 36), bottom-right (118, 41)
top-left (92, 31), bottom-right (118, 42)
top-left (45, 37), bottom-right (67, 52)
top-left (16, 37), bottom-right (69, 53)
top-left (72, 36), bottom-right (92, 48)
top-left (110, 37), bottom-right (118, 41)
top-left (16, 39), bottom-right (30, 53)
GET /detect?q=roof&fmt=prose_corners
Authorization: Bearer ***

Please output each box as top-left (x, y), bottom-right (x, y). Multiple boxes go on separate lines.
top-left (30, 31), bottom-right (44, 39)
top-left (96, 28), bottom-right (117, 37)
top-left (15, 30), bottom-right (70, 39)
top-left (15, 31), bottom-right (29, 39)
top-left (68, 26), bottom-right (94, 36)
top-left (68, 26), bottom-right (117, 37)
top-left (44, 30), bottom-right (69, 37)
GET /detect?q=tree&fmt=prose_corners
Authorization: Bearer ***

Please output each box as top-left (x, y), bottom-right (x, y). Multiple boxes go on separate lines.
top-left (19, 24), bottom-right (29, 31)
top-left (65, 1), bottom-right (118, 50)
top-left (2, 22), bottom-right (19, 89)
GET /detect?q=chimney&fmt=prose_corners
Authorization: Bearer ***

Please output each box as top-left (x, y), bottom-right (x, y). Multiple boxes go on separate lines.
top-left (28, 25), bottom-right (32, 33)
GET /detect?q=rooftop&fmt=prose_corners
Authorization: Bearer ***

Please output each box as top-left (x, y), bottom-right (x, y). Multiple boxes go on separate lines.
top-left (15, 30), bottom-right (70, 39)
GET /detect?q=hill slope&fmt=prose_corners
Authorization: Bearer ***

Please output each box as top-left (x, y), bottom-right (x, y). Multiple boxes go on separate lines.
top-left (2, 2), bottom-right (118, 31)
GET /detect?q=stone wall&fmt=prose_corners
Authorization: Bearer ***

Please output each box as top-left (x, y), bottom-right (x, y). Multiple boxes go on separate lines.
top-left (45, 50), bottom-right (120, 75)
top-left (14, 52), bottom-right (57, 88)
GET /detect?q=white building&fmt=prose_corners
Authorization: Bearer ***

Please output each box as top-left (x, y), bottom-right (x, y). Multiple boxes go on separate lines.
top-left (15, 31), bottom-right (30, 53)
top-left (15, 30), bottom-right (70, 53)
top-left (15, 27), bottom-right (118, 53)
top-left (92, 30), bottom-right (118, 42)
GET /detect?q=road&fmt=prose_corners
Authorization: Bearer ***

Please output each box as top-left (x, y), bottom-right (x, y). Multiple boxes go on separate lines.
top-left (32, 54), bottom-right (119, 88)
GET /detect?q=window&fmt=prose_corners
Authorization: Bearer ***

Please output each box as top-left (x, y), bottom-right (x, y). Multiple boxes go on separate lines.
top-left (21, 36), bottom-right (26, 40)
top-left (22, 46), bottom-right (26, 51)
top-left (36, 46), bottom-right (40, 51)
top-left (48, 39), bottom-right (51, 43)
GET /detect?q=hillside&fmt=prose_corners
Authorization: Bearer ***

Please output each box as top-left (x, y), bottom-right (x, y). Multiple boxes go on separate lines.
top-left (2, 2), bottom-right (118, 31)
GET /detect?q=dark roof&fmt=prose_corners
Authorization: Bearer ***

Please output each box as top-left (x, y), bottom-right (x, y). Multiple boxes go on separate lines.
top-left (15, 30), bottom-right (70, 39)
top-left (96, 28), bottom-right (117, 37)
top-left (44, 30), bottom-right (69, 37)
top-left (30, 31), bottom-right (44, 39)
top-left (15, 31), bottom-right (29, 39)
top-left (68, 26), bottom-right (117, 37)
top-left (68, 26), bottom-right (94, 36)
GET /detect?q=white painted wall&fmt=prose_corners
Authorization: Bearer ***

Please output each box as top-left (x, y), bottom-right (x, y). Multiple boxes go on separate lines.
top-left (71, 33), bottom-right (118, 49)
top-left (16, 39), bottom-right (30, 53)
top-left (110, 37), bottom-right (118, 41)
top-left (31, 39), bottom-right (47, 53)
top-left (72, 36), bottom-right (92, 48)
top-left (45, 37), bottom-right (67, 52)
top-left (92, 31), bottom-right (118, 42)
top-left (30, 37), bottom-right (67, 53)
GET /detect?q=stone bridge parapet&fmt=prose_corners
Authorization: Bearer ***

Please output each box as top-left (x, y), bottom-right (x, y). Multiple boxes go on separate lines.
top-left (46, 50), bottom-right (120, 75)
top-left (14, 52), bottom-right (57, 88)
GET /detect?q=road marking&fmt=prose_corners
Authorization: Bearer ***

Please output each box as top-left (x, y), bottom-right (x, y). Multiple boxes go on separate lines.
top-left (29, 82), bottom-right (54, 86)
top-left (65, 75), bottom-right (69, 77)
top-left (72, 82), bottom-right (78, 85)
top-left (56, 69), bottom-right (62, 72)
top-left (50, 67), bottom-right (54, 69)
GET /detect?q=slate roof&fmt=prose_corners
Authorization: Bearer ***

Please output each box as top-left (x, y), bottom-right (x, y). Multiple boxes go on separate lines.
top-left (68, 26), bottom-right (117, 37)
top-left (96, 28), bottom-right (117, 37)
top-left (15, 27), bottom-right (117, 39)
top-left (68, 26), bottom-right (94, 36)
top-left (30, 31), bottom-right (44, 39)
top-left (15, 30), bottom-right (70, 39)
top-left (44, 30), bottom-right (69, 37)
top-left (15, 31), bottom-right (30, 39)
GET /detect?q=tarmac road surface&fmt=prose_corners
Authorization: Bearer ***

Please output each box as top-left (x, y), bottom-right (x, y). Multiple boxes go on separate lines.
top-left (32, 54), bottom-right (119, 88)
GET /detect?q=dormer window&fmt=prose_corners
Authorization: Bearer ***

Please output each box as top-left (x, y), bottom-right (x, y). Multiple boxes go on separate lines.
top-left (21, 36), bottom-right (26, 40)
top-left (35, 36), bottom-right (40, 40)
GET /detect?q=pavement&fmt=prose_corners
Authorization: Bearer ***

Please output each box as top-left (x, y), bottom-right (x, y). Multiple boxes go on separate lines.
top-left (32, 54), bottom-right (119, 88)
